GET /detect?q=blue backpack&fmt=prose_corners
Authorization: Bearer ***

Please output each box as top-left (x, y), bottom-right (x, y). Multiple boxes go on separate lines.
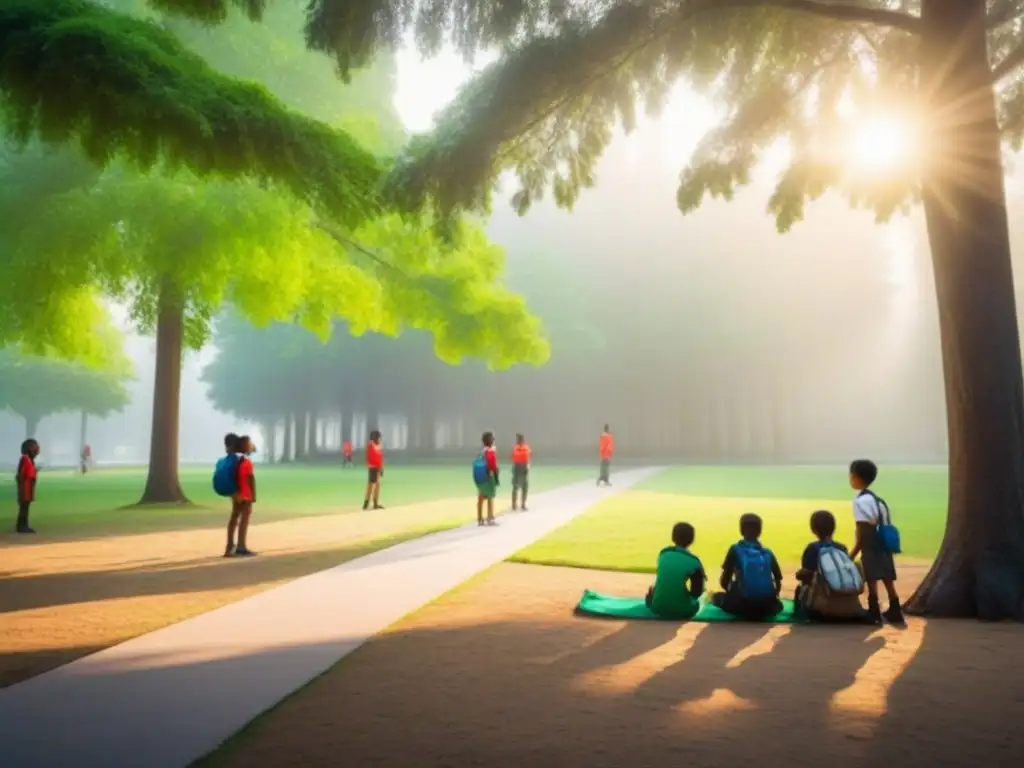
top-left (733, 541), bottom-right (776, 600)
top-left (861, 490), bottom-right (902, 554)
top-left (472, 453), bottom-right (489, 484)
top-left (213, 454), bottom-right (241, 497)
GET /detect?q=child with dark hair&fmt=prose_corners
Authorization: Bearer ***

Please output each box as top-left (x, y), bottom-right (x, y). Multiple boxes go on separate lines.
top-left (15, 439), bottom-right (40, 534)
top-left (645, 522), bottom-right (706, 618)
top-left (231, 435), bottom-right (257, 556)
top-left (848, 459), bottom-right (903, 624)
top-left (795, 510), bottom-right (865, 621)
top-left (363, 430), bottom-right (384, 510)
top-left (477, 431), bottom-right (499, 526)
top-left (222, 432), bottom-right (240, 556)
top-left (711, 513), bottom-right (784, 619)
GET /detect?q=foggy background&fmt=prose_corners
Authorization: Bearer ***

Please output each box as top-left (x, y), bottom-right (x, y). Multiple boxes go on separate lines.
top-left (6, 13), bottom-right (1024, 467)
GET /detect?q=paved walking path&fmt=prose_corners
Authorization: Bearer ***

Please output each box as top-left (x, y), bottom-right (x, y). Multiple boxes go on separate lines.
top-left (0, 469), bottom-right (657, 768)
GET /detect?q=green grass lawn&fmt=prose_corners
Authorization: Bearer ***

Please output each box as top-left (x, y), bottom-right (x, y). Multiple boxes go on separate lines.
top-left (513, 465), bottom-right (948, 573)
top-left (0, 464), bottom-right (595, 538)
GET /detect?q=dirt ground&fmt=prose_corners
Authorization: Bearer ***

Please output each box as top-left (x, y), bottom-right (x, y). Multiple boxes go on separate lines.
top-left (210, 562), bottom-right (1024, 768)
top-left (0, 498), bottom-right (470, 688)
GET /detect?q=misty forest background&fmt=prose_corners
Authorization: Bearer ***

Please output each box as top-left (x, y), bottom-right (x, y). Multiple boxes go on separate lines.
top-left (6, 3), bottom-right (1024, 467)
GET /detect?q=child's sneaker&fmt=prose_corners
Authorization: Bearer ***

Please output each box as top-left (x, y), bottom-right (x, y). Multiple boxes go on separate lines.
top-left (223, 545), bottom-right (235, 557)
top-left (373, 503), bottom-right (385, 510)
top-left (883, 604), bottom-right (905, 625)
top-left (362, 500), bottom-right (370, 510)
top-left (234, 547), bottom-right (257, 557)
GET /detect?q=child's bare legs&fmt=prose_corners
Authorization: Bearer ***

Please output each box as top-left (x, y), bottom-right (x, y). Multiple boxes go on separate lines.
top-left (477, 495), bottom-right (485, 525)
top-left (225, 502), bottom-right (241, 556)
top-left (236, 502), bottom-right (255, 555)
top-left (362, 480), bottom-right (375, 509)
top-left (511, 487), bottom-right (519, 511)
top-left (486, 497), bottom-right (495, 523)
top-left (372, 479), bottom-right (381, 508)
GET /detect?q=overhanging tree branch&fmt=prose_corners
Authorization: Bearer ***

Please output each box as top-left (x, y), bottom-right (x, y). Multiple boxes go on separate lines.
top-left (737, 0), bottom-right (920, 32)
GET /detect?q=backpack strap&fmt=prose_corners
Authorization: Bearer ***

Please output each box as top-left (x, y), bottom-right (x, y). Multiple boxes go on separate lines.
top-left (858, 489), bottom-right (891, 526)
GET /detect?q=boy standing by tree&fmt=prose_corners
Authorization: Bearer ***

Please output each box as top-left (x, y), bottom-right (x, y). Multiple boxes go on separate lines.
top-left (477, 431), bottom-right (500, 526)
top-left (598, 424), bottom-right (614, 486)
top-left (848, 459), bottom-right (903, 625)
top-left (363, 429), bottom-right (384, 510)
top-left (15, 439), bottom-right (39, 534)
top-left (511, 433), bottom-right (531, 511)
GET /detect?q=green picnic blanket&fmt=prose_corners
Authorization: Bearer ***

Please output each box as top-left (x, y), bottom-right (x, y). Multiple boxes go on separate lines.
top-left (575, 590), bottom-right (803, 623)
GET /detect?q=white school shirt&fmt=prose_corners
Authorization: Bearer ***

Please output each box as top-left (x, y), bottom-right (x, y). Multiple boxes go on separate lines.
top-left (852, 492), bottom-right (884, 525)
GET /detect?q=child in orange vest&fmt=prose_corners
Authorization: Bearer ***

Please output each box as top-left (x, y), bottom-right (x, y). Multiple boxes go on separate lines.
top-left (511, 433), bottom-right (531, 511)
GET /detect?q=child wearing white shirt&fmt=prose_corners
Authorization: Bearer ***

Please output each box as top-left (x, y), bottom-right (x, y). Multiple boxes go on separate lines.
top-left (847, 459), bottom-right (904, 625)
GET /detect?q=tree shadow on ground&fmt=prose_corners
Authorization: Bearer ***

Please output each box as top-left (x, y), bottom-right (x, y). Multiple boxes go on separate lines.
top-left (3, 613), bottom-right (1024, 768)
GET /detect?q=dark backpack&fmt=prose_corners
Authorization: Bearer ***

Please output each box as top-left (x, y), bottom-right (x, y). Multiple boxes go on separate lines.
top-left (733, 542), bottom-right (776, 600)
top-left (213, 454), bottom-right (241, 497)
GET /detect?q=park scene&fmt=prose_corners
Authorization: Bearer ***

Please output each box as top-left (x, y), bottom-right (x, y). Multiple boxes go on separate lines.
top-left (2, 0), bottom-right (1024, 765)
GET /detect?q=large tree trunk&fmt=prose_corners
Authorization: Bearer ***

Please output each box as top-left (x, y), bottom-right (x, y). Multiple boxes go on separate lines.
top-left (284, 415), bottom-right (295, 462)
top-left (261, 418), bottom-right (276, 464)
top-left (139, 282), bottom-right (187, 504)
top-left (907, 0), bottom-right (1024, 619)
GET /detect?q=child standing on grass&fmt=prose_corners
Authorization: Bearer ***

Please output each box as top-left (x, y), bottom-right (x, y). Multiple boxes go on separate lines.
top-left (342, 440), bottom-right (353, 467)
top-left (477, 431), bottom-right (500, 526)
top-left (363, 430), bottom-right (384, 510)
top-left (848, 459), bottom-right (903, 625)
top-left (15, 439), bottom-right (39, 534)
top-left (511, 433), bottom-right (531, 511)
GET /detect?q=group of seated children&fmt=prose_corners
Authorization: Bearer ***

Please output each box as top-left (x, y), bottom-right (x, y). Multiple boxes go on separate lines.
top-left (645, 459), bottom-right (903, 625)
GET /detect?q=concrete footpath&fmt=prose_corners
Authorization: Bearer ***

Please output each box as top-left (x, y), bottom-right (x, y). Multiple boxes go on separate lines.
top-left (0, 469), bottom-right (658, 768)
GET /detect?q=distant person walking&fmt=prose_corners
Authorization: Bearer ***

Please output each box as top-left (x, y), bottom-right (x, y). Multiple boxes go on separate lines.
top-left (363, 430), bottom-right (385, 510)
top-left (598, 424), bottom-right (614, 486)
top-left (511, 433), bottom-right (531, 511)
top-left (341, 440), bottom-right (353, 467)
top-left (15, 439), bottom-right (40, 534)
top-left (80, 443), bottom-right (92, 475)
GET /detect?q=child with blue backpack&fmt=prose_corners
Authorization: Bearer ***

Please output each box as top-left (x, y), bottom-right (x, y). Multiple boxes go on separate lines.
top-left (215, 433), bottom-right (257, 557)
top-left (848, 459), bottom-right (903, 625)
top-left (474, 431), bottom-right (500, 526)
top-left (711, 513), bottom-right (784, 620)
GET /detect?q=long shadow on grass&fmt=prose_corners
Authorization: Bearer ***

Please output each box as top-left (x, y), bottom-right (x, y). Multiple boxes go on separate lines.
top-left (0, 527), bottom-right (466, 617)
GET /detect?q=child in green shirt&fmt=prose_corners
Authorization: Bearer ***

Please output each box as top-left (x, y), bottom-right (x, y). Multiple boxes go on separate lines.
top-left (645, 522), bottom-right (706, 619)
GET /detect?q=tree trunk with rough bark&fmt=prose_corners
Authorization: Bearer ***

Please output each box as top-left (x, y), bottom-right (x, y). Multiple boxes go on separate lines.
top-left (139, 282), bottom-right (188, 504)
top-left (283, 415), bottom-right (295, 462)
top-left (908, 0), bottom-right (1024, 619)
top-left (294, 411), bottom-right (308, 459)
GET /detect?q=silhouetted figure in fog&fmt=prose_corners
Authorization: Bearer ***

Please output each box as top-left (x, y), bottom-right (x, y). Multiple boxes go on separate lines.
top-left (80, 443), bottom-right (92, 475)
top-left (363, 430), bottom-right (384, 510)
top-left (597, 424), bottom-right (614, 486)
top-left (511, 433), bottom-right (531, 511)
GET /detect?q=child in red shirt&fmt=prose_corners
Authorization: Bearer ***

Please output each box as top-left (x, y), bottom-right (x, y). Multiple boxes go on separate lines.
top-left (15, 439), bottom-right (39, 534)
top-left (342, 440), bottom-right (353, 467)
top-left (363, 430), bottom-right (384, 510)
top-left (225, 434), bottom-right (258, 557)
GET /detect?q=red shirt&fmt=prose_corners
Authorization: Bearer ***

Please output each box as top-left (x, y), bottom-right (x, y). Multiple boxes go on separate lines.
top-left (511, 444), bottom-right (531, 465)
top-left (367, 442), bottom-right (384, 469)
top-left (342, 441), bottom-right (353, 457)
top-left (484, 446), bottom-right (498, 473)
top-left (237, 456), bottom-right (255, 502)
top-left (599, 432), bottom-right (614, 460)
top-left (17, 455), bottom-right (37, 502)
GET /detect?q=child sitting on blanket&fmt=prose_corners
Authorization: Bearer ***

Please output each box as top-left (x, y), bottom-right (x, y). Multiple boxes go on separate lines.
top-left (711, 514), bottom-right (784, 620)
top-left (645, 522), bottom-right (706, 619)
top-left (795, 510), bottom-right (867, 622)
